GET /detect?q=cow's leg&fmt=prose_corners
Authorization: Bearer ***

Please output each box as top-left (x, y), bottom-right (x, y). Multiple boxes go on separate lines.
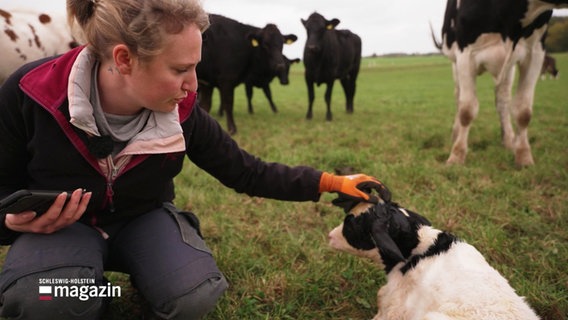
top-left (340, 77), bottom-right (355, 114)
top-left (245, 83), bottom-right (254, 114)
top-left (510, 48), bottom-right (544, 167)
top-left (216, 88), bottom-right (224, 117)
top-left (450, 63), bottom-right (460, 144)
top-left (305, 78), bottom-right (315, 120)
top-left (447, 55), bottom-right (479, 165)
top-left (324, 81), bottom-right (335, 121)
top-left (219, 85), bottom-right (237, 135)
top-left (494, 66), bottom-right (516, 150)
top-left (198, 86), bottom-right (213, 113)
top-left (261, 85), bottom-right (278, 113)
top-left (217, 100), bottom-right (225, 117)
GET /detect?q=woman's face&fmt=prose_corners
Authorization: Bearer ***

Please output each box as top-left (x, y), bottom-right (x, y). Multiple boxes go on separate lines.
top-left (128, 23), bottom-right (202, 113)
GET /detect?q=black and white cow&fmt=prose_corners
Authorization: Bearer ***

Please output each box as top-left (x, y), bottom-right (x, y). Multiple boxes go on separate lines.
top-left (301, 12), bottom-right (361, 121)
top-left (0, 8), bottom-right (78, 84)
top-left (197, 14), bottom-right (297, 135)
top-left (243, 55), bottom-right (300, 114)
top-left (433, 0), bottom-right (568, 167)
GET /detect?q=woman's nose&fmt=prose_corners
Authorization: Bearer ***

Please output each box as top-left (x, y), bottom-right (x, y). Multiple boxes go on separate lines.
top-left (182, 73), bottom-right (198, 92)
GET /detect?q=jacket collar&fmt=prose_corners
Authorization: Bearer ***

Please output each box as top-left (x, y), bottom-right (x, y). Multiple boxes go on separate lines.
top-left (19, 45), bottom-right (83, 112)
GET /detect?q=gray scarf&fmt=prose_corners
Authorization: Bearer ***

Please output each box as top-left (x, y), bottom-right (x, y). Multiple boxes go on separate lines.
top-left (90, 61), bottom-right (151, 156)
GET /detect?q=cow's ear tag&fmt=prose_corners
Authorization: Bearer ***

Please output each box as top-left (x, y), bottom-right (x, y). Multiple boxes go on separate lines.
top-left (251, 39), bottom-right (259, 47)
top-left (326, 24), bottom-right (334, 30)
top-left (285, 39), bottom-right (294, 45)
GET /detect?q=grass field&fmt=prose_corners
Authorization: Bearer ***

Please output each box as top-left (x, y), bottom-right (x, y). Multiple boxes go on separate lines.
top-left (3, 53), bottom-right (568, 319)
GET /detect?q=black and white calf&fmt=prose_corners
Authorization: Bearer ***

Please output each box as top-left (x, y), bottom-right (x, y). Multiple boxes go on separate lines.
top-left (433, 0), bottom-right (568, 167)
top-left (328, 201), bottom-right (540, 319)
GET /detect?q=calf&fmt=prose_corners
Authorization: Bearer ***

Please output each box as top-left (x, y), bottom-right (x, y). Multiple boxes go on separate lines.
top-left (0, 9), bottom-right (77, 84)
top-left (301, 12), bottom-right (361, 121)
top-left (197, 14), bottom-right (297, 135)
top-left (328, 200), bottom-right (540, 320)
top-left (244, 55), bottom-right (300, 114)
top-left (433, 0), bottom-right (568, 167)
top-left (541, 54), bottom-right (559, 79)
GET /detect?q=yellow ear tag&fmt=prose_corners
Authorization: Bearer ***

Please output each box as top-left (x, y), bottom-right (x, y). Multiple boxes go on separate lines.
top-left (251, 39), bottom-right (259, 47)
top-left (326, 24), bottom-right (334, 30)
top-left (285, 39), bottom-right (294, 45)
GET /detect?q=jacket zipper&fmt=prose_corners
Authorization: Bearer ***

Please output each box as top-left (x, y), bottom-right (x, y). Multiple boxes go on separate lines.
top-left (105, 155), bottom-right (129, 213)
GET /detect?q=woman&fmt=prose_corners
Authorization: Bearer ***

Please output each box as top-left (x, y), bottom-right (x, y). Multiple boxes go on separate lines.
top-left (0, 0), bottom-right (389, 319)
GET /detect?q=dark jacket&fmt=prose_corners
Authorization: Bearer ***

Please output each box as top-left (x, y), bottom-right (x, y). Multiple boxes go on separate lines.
top-left (0, 47), bottom-right (322, 244)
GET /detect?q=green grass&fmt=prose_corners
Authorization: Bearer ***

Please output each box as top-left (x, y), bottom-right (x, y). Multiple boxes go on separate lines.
top-left (3, 53), bottom-right (568, 319)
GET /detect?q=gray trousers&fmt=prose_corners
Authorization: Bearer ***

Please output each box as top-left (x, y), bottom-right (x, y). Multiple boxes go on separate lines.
top-left (0, 205), bottom-right (228, 319)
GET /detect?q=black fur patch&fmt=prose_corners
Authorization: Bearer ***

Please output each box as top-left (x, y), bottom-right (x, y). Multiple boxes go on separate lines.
top-left (342, 213), bottom-right (376, 251)
top-left (400, 231), bottom-right (459, 275)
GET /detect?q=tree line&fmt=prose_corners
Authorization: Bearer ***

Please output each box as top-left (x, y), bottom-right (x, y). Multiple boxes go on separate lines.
top-left (546, 16), bottom-right (568, 52)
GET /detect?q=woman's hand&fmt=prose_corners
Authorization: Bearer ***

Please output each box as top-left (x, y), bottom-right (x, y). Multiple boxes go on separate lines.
top-left (5, 188), bottom-right (92, 234)
top-left (319, 172), bottom-right (391, 203)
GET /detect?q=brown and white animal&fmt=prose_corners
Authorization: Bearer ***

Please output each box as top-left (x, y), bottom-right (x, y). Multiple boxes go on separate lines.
top-left (541, 54), bottom-right (559, 79)
top-left (0, 8), bottom-right (77, 85)
top-left (432, 0), bottom-right (568, 167)
top-left (328, 200), bottom-right (540, 320)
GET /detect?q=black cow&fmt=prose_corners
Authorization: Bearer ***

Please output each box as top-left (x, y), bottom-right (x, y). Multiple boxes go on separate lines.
top-left (432, 0), bottom-right (568, 167)
top-left (244, 55), bottom-right (300, 114)
top-left (301, 12), bottom-right (361, 121)
top-left (197, 14), bottom-right (297, 135)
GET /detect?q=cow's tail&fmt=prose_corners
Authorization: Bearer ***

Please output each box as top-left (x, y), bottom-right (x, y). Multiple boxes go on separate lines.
top-left (429, 22), bottom-right (442, 51)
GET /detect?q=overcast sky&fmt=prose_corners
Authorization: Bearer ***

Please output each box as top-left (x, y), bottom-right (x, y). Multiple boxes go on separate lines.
top-left (202, 0), bottom-right (449, 58)
top-left (2, 0), bottom-right (567, 58)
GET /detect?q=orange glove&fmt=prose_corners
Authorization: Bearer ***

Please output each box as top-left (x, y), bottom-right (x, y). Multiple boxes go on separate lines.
top-left (318, 172), bottom-right (391, 203)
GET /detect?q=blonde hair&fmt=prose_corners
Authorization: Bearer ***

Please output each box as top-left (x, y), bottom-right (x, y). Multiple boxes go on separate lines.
top-left (67, 0), bottom-right (209, 62)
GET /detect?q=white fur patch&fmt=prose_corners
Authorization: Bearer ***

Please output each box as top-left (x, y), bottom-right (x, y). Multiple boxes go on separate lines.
top-left (398, 208), bottom-right (410, 217)
top-left (412, 226), bottom-right (442, 255)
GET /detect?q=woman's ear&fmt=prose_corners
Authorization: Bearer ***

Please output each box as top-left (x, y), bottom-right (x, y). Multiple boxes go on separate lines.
top-left (113, 44), bottom-right (133, 75)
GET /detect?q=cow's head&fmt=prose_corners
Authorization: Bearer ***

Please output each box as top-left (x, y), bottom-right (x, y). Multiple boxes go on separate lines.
top-left (328, 200), bottom-right (431, 272)
top-left (301, 12), bottom-right (340, 55)
top-left (277, 55), bottom-right (300, 85)
top-left (248, 24), bottom-right (297, 80)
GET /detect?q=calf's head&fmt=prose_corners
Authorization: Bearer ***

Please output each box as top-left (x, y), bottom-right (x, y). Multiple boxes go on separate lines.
top-left (328, 201), bottom-right (431, 272)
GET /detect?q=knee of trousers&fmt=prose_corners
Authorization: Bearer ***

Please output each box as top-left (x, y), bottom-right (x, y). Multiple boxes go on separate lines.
top-left (153, 275), bottom-right (228, 320)
top-left (0, 267), bottom-right (107, 320)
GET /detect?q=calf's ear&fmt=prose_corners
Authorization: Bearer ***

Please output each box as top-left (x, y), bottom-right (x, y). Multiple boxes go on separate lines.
top-left (370, 219), bottom-right (405, 264)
